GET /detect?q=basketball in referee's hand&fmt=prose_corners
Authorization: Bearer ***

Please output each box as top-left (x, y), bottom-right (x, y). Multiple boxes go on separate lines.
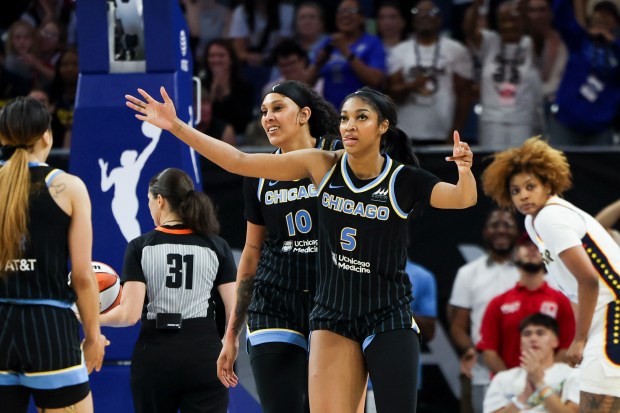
top-left (70, 261), bottom-right (122, 314)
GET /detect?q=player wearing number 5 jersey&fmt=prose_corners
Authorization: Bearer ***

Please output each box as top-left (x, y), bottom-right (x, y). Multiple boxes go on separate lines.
top-left (99, 168), bottom-right (236, 413)
top-left (220, 81), bottom-right (342, 413)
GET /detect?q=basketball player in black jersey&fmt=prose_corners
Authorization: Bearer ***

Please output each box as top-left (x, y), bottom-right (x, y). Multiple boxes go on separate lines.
top-left (0, 97), bottom-right (107, 412)
top-left (216, 81), bottom-right (342, 413)
top-left (99, 168), bottom-right (236, 413)
top-left (126, 86), bottom-right (476, 413)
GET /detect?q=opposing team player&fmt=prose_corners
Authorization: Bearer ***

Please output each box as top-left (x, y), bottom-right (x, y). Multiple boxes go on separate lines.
top-left (125, 86), bottom-right (476, 413)
top-left (216, 81), bottom-right (341, 413)
top-left (99, 168), bottom-right (236, 413)
top-left (0, 97), bottom-right (107, 412)
top-left (483, 137), bottom-right (620, 413)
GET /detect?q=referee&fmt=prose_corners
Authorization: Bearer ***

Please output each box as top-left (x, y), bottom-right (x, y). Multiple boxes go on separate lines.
top-left (100, 168), bottom-right (236, 413)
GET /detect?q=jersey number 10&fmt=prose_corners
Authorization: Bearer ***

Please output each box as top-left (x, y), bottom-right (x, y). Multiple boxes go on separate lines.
top-left (286, 210), bottom-right (312, 236)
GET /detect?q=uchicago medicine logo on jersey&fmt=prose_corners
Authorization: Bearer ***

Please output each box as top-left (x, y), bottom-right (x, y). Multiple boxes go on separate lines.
top-left (282, 239), bottom-right (318, 253)
top-left (331, 252), bottom-right (371, 273)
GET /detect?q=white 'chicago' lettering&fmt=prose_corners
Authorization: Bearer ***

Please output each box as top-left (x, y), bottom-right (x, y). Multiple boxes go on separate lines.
top-left (265, 184), bottom-right (318, 205)
top-left (321, 193), bottom-right (390, 220)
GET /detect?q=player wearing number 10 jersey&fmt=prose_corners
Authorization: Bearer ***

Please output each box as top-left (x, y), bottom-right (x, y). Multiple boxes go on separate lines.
top-left (217, 81), bottom-right (342, 413)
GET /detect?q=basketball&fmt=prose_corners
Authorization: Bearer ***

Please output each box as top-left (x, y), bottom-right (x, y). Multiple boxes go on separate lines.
top-left (70, 261), bottom-right (122, 314)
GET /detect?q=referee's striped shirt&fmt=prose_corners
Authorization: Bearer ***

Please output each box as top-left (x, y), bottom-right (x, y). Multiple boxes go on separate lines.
top-left (122, 226), bottom-right (236, 320)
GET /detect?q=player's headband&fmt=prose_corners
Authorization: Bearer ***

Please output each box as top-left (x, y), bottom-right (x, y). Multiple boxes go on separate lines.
top-left (269, 82), bottom-right (313, 111)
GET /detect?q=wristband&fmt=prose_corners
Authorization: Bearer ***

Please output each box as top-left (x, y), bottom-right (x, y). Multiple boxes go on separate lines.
top-left (510, 395), bottom-right (527, 410)
top-left (527, 385), bottom-right (554, 407)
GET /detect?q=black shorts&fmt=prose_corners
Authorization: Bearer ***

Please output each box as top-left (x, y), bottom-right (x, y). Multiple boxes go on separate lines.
top-left (0, 382), bottom-right (90, 411)
top-left (0, 303), bottom-right (83, 372)
top-left (247, 282), bottom-right (312, 349)
top-left (310, 301), bottom-right (419, 349)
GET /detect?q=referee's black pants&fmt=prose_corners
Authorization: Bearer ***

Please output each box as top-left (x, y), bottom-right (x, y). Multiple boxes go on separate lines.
top-left (130, 318), bottom-right (227, 413)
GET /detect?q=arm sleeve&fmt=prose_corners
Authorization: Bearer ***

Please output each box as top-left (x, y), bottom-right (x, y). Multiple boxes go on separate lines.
top-left (534, 205), bottom-right (586, 256)
top-left (476, 297), bottom-right (501, 352)
top-left (243, 176), bottom-right (264, 225)
top-left (212, 236), bottom-right (238, 286)
top-left (121, 239), bottom-right (146, 284)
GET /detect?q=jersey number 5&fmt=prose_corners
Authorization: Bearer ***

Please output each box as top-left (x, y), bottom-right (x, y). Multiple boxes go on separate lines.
top-left (340, 227), bottom-right (357, 251)
top-left (166, 254), bottom-right (194, 289)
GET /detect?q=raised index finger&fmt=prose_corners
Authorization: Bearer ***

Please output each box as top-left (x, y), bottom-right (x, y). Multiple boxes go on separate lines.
top-left (453, 130), bottom-right (461, 147)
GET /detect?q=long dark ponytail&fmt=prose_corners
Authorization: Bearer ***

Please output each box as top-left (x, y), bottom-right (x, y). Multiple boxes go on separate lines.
top-left (149, 168), bottom-right (220, 236)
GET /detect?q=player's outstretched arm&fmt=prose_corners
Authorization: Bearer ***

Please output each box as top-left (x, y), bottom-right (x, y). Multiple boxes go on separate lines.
top-left (126, 87), bottom-right (335, 183)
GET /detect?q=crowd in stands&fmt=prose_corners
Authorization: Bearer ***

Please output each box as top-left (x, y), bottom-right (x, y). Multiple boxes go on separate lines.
top-left (1, 0), bottom-right (619, 149)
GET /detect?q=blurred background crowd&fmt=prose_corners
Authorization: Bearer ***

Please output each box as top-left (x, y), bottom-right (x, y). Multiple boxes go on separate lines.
top-left (1, 0), bottom-right (619, 151)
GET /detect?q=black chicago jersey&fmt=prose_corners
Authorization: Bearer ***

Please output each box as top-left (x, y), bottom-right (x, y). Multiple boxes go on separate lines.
top-left (314, 153), bottom-right (440, 318)
top-left (1, 165), bottom-right (74, 302)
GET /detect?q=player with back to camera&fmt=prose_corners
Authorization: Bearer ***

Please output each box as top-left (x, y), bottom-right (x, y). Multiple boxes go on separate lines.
top-left (0, 96), bottom-right (107, 413)
top-left (125, 85), bottom-right (476, 413)
top-left (99, 167), bottom-right (237, 413)
top-left (216, 80), bottom-right (344, 413)
top-left (482, 137), bottom-right (620, 413)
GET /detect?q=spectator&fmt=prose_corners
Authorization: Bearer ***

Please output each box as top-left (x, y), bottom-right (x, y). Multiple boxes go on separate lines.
top-left (523, 0), bottom-right (567, 132)
top-left (464, 0), bottom-right (543, 147)
top-left (228, 0), bottom-right (295, 67)
top-left (181, 0), bottom-right (232, 72)
top-left (483, 314), bottom-right (579, 413)
top-left (548, 0), bottom-right (620, 146)
top-left (407, 259), bottom-right (438, 343)
top-left (595, 198), bottom-right (620, 245)
top-left (20, 0), bottom-right (73, 29)
top-left (387, 0), bottom-right (473, 145)
top-left (31, 19), bottom-right (66, 89)
top-left (294, 1), bottom-right (329, 62)
top-left (449, 208), bottom-right (520, 413)
top-left (201, 39), bottom-right (254, 137)
top-left (28, 88), bottom-right (65, 148)
top-left (196, 87), bottom-right (236, 147)
top-left (304, 0), bottom-right (386, 109)
top-left (0, 64), bottom-right (31, 109)
top-left (477, 233), bottom-right (575, 375)
top-left (376, 0), bottom-right (409, 55)
top-left (3, 20), bottom-right (37, 91)
top-left (262, 39), bottom-right (323, 96)
top-left (49, 47), bottom-right (78, 148)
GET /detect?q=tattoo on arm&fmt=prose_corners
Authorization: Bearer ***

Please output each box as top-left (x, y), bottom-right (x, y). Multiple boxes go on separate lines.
top-left (50, 183), bottom-right (67, 197)
top-left (231, 277), bottom-right (254, 336)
